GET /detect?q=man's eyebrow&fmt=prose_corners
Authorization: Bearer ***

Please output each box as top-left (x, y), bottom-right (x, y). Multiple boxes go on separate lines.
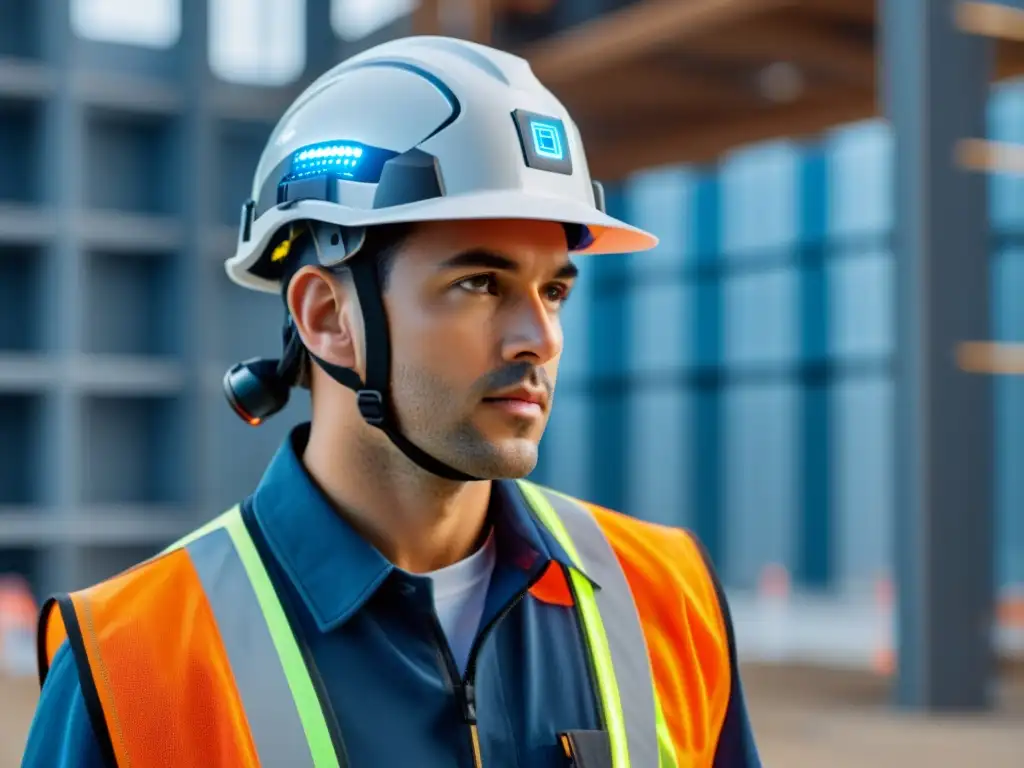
top-left (438, 249), bottom-right (518, 272)
top-left (438, 249), bottom-right (579, 280)
top-left (556, 261), bottom-right (579, 280)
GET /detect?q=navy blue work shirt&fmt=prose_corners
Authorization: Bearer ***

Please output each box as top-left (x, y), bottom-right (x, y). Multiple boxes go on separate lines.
top-left (23, 423), bottom-right (761, 767)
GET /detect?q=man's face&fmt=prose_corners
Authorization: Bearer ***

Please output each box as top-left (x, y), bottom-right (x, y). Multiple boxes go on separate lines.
top-left (383, 218), bottom-right (577, 479)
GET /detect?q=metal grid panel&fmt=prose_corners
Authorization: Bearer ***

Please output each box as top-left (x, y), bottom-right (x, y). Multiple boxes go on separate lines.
top-left (0, 0), bottom-right (335, 596)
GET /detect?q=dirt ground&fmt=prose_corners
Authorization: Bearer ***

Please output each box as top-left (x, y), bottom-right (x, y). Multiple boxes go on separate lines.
top-left (738, 663), bottom-right (1023, 768)
top-left (2, 664), bottom-right (1021, 767)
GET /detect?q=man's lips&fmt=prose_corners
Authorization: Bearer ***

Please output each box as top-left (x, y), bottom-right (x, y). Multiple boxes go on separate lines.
top-left (482, 387), bottom-right (547, 416)
top-left (482, 398), bottom-right (544, 417)
top-left (483, 387), bottom-right (546, 406)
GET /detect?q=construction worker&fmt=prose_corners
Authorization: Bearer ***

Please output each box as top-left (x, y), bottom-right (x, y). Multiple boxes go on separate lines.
top-left (23, 37), bottom-right (762, 768)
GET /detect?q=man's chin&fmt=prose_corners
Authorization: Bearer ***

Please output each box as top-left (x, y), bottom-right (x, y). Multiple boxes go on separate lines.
top-left (452, 437), bottom-right (540, 480)
top-left (473, 404), bottom-right (548, 441)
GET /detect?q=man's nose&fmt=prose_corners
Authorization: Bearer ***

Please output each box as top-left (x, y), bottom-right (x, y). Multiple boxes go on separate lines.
top-left (499, 295), bottom-right (562, 364)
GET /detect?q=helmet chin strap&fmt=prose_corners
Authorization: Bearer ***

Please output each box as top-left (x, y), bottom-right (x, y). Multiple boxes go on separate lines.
top-left (285, 230), bottom-right (482, 483)
top-left (306, 350), bottom-right (480, 482)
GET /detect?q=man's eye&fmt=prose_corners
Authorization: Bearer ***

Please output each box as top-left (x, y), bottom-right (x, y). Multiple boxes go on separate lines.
top-left (545, 283), bottom-right (571, 304)
top-left (456, 275), bottom-right (496, 294)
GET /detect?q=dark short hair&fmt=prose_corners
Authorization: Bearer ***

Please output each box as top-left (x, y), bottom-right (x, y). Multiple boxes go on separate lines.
top-left (345, 221), bottom-right (414, 292)
top-left (287, 221), bottom-right (414, 389)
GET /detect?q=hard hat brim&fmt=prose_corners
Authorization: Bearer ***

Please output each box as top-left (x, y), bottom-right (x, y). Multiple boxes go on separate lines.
top-left (226, 190), bottom-right (659, 293)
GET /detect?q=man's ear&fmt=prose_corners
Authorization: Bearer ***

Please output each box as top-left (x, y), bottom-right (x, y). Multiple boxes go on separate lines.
top-left (286, 265), bottom-right (364, 375)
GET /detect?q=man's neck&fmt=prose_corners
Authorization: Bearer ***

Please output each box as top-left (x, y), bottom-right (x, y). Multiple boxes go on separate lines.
top-left (302, 419), bottom-right (493, 574)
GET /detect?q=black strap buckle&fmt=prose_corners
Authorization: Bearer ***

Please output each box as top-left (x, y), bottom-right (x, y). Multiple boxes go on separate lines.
top-left (357, 390), bottom-right (386, 425)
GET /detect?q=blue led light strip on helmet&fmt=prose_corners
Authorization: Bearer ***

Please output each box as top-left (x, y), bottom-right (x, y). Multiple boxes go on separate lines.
top-left (290, 143), bottom-right (366, 179)
top-left (281, 141), bottom-right (398, 186)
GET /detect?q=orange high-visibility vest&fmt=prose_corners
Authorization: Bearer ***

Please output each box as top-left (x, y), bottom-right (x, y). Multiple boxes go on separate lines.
top-left (38, 481), bottom-right (732, 768)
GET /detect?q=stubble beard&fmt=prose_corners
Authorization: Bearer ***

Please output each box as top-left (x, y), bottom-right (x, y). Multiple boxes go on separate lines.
top-left (390, 360), bottom-right (542, 479)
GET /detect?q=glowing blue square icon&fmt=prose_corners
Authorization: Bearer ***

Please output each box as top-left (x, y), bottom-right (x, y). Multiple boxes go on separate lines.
top-left (530, 121), bottom-right (563, 160)
top-left (512, 109), bottom-right (572, 175)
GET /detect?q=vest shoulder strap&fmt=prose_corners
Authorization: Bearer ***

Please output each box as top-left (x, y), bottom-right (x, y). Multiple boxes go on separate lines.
top-left (581, 500), bottom-right (733, 765)
top-left (517, 480), bottom-right (732, 768)
top-left (518, 481), bottom-right (666, 768)
top-left (36, 505), bottom-right (340, 768)
top-left (36, 506), bottom-right (241, 686)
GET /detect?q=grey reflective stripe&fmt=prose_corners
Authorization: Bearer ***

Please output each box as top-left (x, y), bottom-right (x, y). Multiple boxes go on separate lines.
top-left (537, 487), bottom-right (661, 768)
top-left (187, 527), bottom-right (316, 768)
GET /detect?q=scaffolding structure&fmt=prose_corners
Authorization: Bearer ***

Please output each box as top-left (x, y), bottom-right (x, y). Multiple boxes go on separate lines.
top-left (0, 0), bottom-right (350, 598)
top-left (0, 0), bottom-right (1021, 716)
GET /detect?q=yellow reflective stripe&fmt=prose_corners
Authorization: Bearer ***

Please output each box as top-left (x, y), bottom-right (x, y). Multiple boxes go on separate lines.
top-left (517, 481), bottom-right (631, 768)
top-left (222, 511), bottom-right (340, 768)
top-left (157, 506), bottom-right (340, 767)
top-left (159, 508), bottom-right (236, 556)
top-left (187, 527), bottom-right (316, 766)
top-left (655, 695), bottom-right (678, 768)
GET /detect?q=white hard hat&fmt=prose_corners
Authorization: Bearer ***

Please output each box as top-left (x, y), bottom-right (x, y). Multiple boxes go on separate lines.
top-left (225, 35), bottom-right (657, 293)
top-left (222, 36), bottom-right (659, 482)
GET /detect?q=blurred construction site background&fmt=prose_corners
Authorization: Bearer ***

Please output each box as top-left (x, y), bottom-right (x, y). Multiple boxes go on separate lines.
top-left (1, 0), bottom-right (1023, 765)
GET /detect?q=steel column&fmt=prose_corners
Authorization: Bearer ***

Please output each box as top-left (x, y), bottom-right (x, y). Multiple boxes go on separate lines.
top-left (796, 143), bottom-right (832, 590)
top-left (690, 168), bottom-right (724, 568)
top-left (880, 0), bottom-right (996, 710)
top-left (179, 0), bottom-right (214, 518)
top-left (40, 0), bottom-right (83, 596)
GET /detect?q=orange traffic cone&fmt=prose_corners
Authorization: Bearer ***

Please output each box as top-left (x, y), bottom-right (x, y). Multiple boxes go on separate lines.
top-left (759, 562), bottom-right (791, 601)
top-left (872, 574), bottom-right (895, 676)
top-left (0, 574), bottom-right (39, 678)
top-left (757, 562), bottom-right (791, 662)
top-left (997, 584), bottom-right (1024, 662)
top-left (997, 584), bottom-right (1024, 628)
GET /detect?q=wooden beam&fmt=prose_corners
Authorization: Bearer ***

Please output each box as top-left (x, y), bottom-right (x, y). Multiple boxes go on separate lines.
top-left (957, 2), bottom-right (1024, 43)
top-left (521, 0), bottom-right (793, 88)
top-left (496, 0), bottom-right (555, 12)
top-left (685, 16), bottom-right (875, 88)
top-left (793, 0), bottom-right (875, 24)
top-left (587, 89), bottom-right (877, 179)
top-left (957, 342), bottom-right (1024, 374)
top-left (413, 0), bottom-right (537, 41)
top-left (956, 138), bottom-right (1024, 176)
top-left (473, 0), bottom-right (494, 44)
top-left (412, 0), bottom-right (441, 35)
top-left (559, 63), bottom-right (753, 120)
top-left (996, 43), bottom-right (1024, 83)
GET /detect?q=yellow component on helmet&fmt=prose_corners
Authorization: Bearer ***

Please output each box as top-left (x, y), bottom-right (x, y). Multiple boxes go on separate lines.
top-left (270, 238), bottom-right (292, 263)
top-left (270, 225), bottom-right (303, 263)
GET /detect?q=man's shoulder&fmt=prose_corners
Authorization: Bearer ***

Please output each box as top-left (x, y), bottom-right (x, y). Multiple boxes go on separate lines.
top-left (552, 490), bottom-right (724, 621)
top-left (37, 505), bottom-right (249, 708)
top-left (552, 491), bottom-right (736, 735)
top-left (584, 499), bottom-right (702, 554)
top-left (70, 508), bottom-right (235, 594)
top-left (559, 493), bottom-right (711, 574)
top-left (40, 505), bottom-right (244, 638)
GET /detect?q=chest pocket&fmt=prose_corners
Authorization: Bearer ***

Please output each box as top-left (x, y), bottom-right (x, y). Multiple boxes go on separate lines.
top-left (560, 730), bottom-right (613, 768)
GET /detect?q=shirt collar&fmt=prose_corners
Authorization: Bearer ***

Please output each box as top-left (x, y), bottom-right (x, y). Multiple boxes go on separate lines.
top-left (250, 423), bottom-right (583, 633)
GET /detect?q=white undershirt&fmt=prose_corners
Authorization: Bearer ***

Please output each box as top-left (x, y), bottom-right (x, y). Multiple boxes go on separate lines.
top-left (423, 532), bottom-right (497, 675)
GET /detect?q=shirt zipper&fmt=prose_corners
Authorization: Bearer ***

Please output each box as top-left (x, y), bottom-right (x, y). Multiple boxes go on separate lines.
top-left (426, 569), bottom-right (546, 768)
